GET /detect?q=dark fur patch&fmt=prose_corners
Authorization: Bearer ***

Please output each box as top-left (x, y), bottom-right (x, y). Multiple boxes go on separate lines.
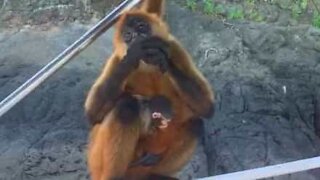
top-left (115, 94), bottom-right (140, 125)
top-left (203, 101), bottom-right (215, 119)
top-left (147, 174), bottom-right (179, 180)
top-left (111, 177), bottom-right (124, 180)
top-left (130, 153), bottom-right (162, 167)
top-left (189, 118), bottom-right (205, 139)
top-left (149, 95), bottom-right (173, 118)
top-left (168, 64), bottom-right (203, 102)
top-left (86, 59), bottom-right (135, 125)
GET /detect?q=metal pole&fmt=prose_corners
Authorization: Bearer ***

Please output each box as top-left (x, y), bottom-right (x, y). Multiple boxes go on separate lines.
top-left (198, 156), bottom-right (320, 180)
top-left (0, 0), bottom-right (142, 118)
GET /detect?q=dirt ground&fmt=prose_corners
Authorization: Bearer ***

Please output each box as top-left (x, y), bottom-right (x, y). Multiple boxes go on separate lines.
top-left (1, 1), bottom-right (320, 180)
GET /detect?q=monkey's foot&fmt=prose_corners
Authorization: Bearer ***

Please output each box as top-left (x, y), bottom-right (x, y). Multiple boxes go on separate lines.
top-left (152, 112), bottom-right (171, 129)
top-left (129, 153), bottom-right (162, 167)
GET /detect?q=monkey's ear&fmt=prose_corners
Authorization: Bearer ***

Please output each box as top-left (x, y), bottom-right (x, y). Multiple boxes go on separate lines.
top-left (140, 0), bottom-right (165, 18)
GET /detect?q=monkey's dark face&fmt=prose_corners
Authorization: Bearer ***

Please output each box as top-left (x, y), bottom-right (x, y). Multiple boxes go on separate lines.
top-left (121, 16), bottom-right (152, 46)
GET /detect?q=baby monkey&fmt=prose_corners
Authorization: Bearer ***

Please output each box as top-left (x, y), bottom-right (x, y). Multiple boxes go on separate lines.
top-left (129, 94), bottom-right (173, 168)
top-left (133, 95), bottom-right (173, 134)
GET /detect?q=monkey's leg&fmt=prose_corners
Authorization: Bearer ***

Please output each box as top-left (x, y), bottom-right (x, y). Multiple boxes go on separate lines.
top-left (151, 139), bottom-right (197, 178)
top-left (88, 94), bottom-right (142, 180)
top-left (150, 121), bottom-right (199, 178)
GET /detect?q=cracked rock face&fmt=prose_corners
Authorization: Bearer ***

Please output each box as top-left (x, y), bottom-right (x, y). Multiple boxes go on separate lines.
top-left (0, 0), bottom-right (90, 26)
top-left (167, 3), bottom-right (320, 179)
top-left (1, 1), bottom-right (320, 180)
top-left (0, 0), bottom-right (123, 27)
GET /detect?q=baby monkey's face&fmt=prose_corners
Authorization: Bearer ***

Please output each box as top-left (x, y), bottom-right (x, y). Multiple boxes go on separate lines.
top-left (133, 95), bottom-right (173, 132)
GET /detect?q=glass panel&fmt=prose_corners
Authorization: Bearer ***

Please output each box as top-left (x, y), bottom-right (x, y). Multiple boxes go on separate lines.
top-left (1, 0), bottom-right (320, 179)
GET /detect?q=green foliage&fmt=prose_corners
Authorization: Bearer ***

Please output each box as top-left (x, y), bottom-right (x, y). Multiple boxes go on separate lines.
top-left (182, 0), bottom-right (319, 26)
top-left (203, 0), bottom-right (214, 15)
top-left (291, 0), bottom-right (308, 19)
top-left (215, 4), bottom-right (225, 15)
top-left (300, 0), bottom-right (308, 10)
top-left (291, 3), bottom-right (303, 18)
top-left (244, 0), bottom-right (264, 22)
top-left (249, 10), bottom-right (264, 22)
top-left (272, 0), bottom-right (308, 19)
top-left (227, 6), bottom-right (244, 20)
top-left (186, 0), bottom-right (197, 11)
top-left (313, 11), bottom-right (320, 28)
top-left (245, 0), bottom-right (255, 6)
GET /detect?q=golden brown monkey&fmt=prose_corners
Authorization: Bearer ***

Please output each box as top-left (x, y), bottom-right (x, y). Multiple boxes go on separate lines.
top-left (84, 0), bottom-right (214, 179)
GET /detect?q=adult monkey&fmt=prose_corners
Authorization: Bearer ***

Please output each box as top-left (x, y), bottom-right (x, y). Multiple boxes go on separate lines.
top-left (84, 0), bottom-right (214, 179)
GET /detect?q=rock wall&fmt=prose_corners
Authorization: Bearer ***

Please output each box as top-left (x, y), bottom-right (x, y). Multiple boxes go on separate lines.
top-left (0, 0), bottom-right (122, 27)
top-left (166, 4), bottom-right (320, 179)
top-left (1, 1), bottom-right (320, 180)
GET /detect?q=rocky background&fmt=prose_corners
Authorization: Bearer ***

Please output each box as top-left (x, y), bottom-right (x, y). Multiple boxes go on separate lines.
top-left (1, 0), bottom-right (320, 180)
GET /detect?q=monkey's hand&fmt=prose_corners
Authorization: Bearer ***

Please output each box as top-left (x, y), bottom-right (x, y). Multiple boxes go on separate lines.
top-left (121, 39), bottom-right (146, 71)
top-left (130, 153), bottom-right (162, 167)
top-left (152, 112), bottom-right (171, 129)
top-left (123, 37), bottom-right (170, 73)
top-left (142, 37), bottom-right (170, 73)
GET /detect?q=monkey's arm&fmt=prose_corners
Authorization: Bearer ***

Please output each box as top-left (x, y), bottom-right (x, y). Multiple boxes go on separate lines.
top-left (166, 38), bottom-right (214, 118)
top-left (88, 94), bottom-right (141, 180)
top-left (85, 37), bottom-right (154, 125)
top-left (85, 54), bottom-right (137, 125)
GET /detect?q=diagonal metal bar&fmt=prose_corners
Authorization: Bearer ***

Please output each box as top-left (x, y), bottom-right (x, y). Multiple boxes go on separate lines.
top-left (0, 0), bottom-right (142, 118)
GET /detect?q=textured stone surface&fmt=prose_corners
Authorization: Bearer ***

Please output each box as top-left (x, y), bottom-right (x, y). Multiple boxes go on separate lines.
top-left (1, 1), bottom-right (320, 180)
top-left (0, 24), bottom-right (109, 180)
top-left (168, 2), bottom-right (320, 179)
top-left (0, 0), bottom-right (123, 27)
top-left (0, 0), bottom-right (89, 27)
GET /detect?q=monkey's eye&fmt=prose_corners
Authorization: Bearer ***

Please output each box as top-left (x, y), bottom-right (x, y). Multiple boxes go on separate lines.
top-left (137, 23), bottom-right (149, 34)
top-left (123, 31), bottom-right (133, 43)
